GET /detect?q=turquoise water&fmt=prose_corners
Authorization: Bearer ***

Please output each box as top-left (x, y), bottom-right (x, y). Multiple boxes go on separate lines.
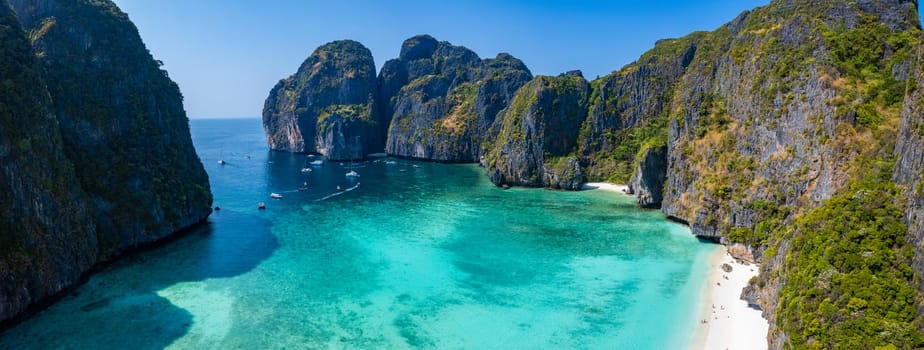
top-left (0, 118), bottom-right (717, 349)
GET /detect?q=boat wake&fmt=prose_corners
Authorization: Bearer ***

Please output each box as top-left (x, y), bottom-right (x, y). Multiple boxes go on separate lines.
top-left (315, 183), bottom-right (360, 202)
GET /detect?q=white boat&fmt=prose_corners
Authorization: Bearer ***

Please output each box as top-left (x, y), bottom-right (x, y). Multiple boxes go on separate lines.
top-left (346, 170), bottom-right (360, 178)
top-left (270, 193), bottom-right (283, 199)
top-left (218, 160), bottom-right (226, 165)
top-left (301, 167), bottom-right (312, 173)
top-left (309, 160), bottom-right (324, 166)
top-left (385, 160), bottom-right (397, 165)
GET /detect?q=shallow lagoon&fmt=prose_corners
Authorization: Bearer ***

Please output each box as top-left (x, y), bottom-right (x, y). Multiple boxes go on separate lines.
top-left (0, 119), bottom-right (717, 349)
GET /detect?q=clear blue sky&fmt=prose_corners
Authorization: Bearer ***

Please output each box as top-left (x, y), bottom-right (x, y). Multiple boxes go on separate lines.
top-left (109, 0), bottom-right (917, 119)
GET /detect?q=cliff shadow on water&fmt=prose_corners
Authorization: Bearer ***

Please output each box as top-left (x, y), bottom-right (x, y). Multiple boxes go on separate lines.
top-left (0, 211), bottom-right (279, 349)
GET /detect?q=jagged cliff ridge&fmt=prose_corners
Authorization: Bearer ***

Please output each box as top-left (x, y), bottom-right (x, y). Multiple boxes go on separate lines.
top-left (263, 40), bottom-right (380, 160)
top-left (0, 0), bottom-right (211, 326)
top-left (381, 35), bottom-right (533, 162)
top-left (264, 35), bottom-right (533, 163)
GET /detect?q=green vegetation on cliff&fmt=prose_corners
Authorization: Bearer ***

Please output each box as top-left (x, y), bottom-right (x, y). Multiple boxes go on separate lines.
top-left (1, 0), bottom-right (212, 325)
top-left (20, 0), bottom-right (212, 251)
top-left (485, 73), bottom-right (589, 189)
top-left (264, 39), bottom-right (379, 159)
top-left (580, 35), bottom-right (699, 183)
top-left (0, 0), bottom-right (83, 264)
top-left (776, 165), bottom-right (923, 349)
top-left (766, 16), bottom-right (924, 346)
top-left (379, 36), bottom-right (533, 162)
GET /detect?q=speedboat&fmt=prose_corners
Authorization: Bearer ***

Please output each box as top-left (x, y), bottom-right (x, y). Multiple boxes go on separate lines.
top-left (346, 170), bottom-right (360, 178)
top-left (301, 167), bottom-right (312, 173)
top-left (218, 160), bottom-right (226, 165)
top-left (309, 160), bottom-right (324, 166)
top-left (270, 193), bottom-right (283, 199)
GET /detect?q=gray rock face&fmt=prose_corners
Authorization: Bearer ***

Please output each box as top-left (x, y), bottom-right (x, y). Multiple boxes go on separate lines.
top-left (628, 145), bottom-right (667, 208)
top-left (263, 40), bottom-right (380, 160)
top-left (894, 44), bottom-right (924, 315)
top-left (484, 74), bottom-right (590, 190)
top-left (380, 35), bottom-right (532, 162)
top-left (579, 36), bottom-right (697, 183)
top-left (649, 1), bottom-right (918, 348)
top-left (0, 1), bottom-right (97, 325)
top-left (2, 0), bottom-right (212, 325)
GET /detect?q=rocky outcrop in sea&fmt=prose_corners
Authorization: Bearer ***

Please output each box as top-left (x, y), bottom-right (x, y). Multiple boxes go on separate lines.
top-left (263, 40), bottom-right (380, 160)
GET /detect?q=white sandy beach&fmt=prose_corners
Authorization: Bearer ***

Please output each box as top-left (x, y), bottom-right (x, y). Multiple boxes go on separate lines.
top-left (694, 249), bottom-right (769, 350)
top-left (581, 182), bottom-right (631, 194)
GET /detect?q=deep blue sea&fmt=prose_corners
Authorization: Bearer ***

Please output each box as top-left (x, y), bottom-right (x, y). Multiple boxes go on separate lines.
top-left (0, 118), bottom-right (717, 349)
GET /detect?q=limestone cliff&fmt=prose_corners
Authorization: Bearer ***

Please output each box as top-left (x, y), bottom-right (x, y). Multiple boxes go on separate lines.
top-left (380, 35), bottom-right (533, 162)
top-left (627, 145), bottom-right (667, 208)
top-left (636, 0), bottom-right (921, 347)
top-left (894, 37), bottom-right (924, 336)
top-left (580, 35), bottom-right (699, 186)
top-left (0, 0), bottom-right (96, 325)
top-left (1, 0), bottom-right (211, 326)
top-left (263, 40), bottom-right (380, 160)
top-left (483, 72), bottom-right (589, 190)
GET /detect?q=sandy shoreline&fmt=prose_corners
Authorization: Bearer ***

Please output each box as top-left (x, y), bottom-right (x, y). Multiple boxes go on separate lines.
top-left (580, 182), bottom-right (631, 194)
top-left (693, 248), bottom-right (769, 350)
top-left (587, 182), bottom-right (768, 348)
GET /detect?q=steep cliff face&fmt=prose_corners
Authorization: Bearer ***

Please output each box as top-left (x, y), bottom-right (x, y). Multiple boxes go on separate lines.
top-left (484, 72), bottom-right (589, 190)
top-left (894, 41), bottom-right (924, 329)
top-left (1, 0), bottom-right (212, 325)
top-left (659, 0), bottom-right (905, 243)
top-left (12, 0), bottom-right (212, 254)
top-left (636, 0), bottom-right (921, 347)
top-left (580, 35), bottom-right (700, 187)
top-left (263, 40), bottom-right (380, 160)
top-left (0, 0), bottom-right (97, 325)
top-left (381, 35), bottom-right (533, 162)
top-left (627, 145), bottom-right (667, 208)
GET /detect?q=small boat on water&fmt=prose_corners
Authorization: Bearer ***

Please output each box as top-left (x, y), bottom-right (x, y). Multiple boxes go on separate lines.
top-left (258, 202), bottom-right (266, 210)
top-left (309, 160), bottom-right (324, 166)
top-left (218, 160), bottom-right (226, 165)
top-left (385, 160), bottom-right (397, 165)
top-left (346, 170), bottom-right (360, 178)
top-left (270, 193), bottom-right (283, 199)
top-left (301, 167), bottom-right (312, 173)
